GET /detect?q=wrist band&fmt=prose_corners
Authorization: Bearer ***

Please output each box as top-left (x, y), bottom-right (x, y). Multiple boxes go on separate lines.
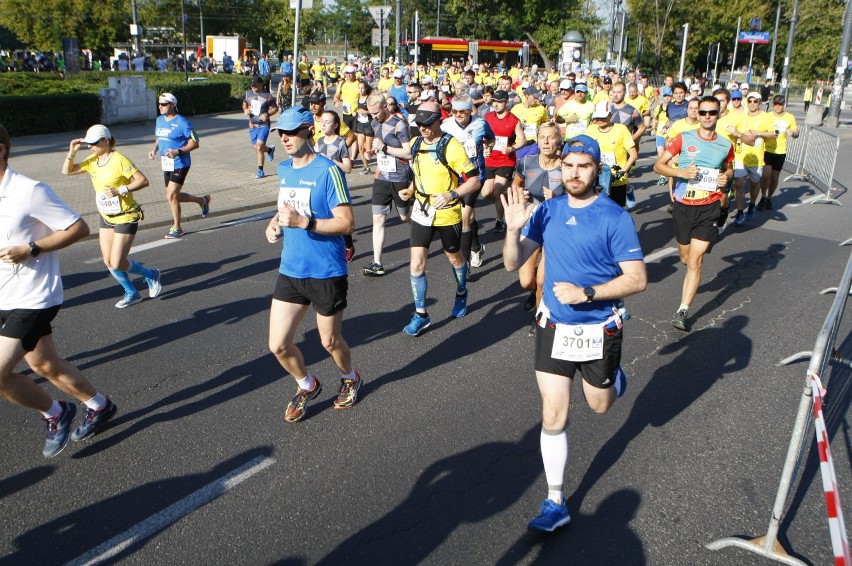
top-left (119, 186), bottom-right (129, 196)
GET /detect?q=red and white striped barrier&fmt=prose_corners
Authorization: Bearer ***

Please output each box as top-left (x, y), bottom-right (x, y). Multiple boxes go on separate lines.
top-left (810, 372), bottom-right (851, 566)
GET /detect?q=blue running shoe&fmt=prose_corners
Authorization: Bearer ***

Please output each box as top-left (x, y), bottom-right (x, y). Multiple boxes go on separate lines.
top-left (614, 367), bottom-right (627, 398)
top-left (745, 206), bottom-right (755, 221)
top-left (528, 499), bottom-right (571, 532)
top-left (200, 195), bottom-right (211, 218)
top-left (256, 170), bottom-right (265, 179)
top-left (732, 211), bottom-right (745, 225)
top-left (267, 145), bottom-right (276, 162)
top-left (625, 187), bottom-right (636, 209)
top-left (403, 313), bottom-right (431, 336)
top-left (452, 291), bottom-right (468, 318)
top-left (42, 401), bottom-right (77, 458)
top-left (164, 227), bottom-right (184, 239)
top-left (72, 398), bottom-right (118, 441)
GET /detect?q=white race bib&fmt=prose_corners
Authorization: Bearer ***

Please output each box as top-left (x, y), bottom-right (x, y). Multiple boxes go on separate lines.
top-left (463, 137), bottom-right (477, 158)
top-left (754, 137), bottom-right (764, 148)
top-left (685, 167), bottom-right (720, 197)
top-left (569, 120), bottom-right (587, 134)
top-left (277, 186), bottom-right (312, 217)
top-left (601, 152), bottom-right (616, 167)
top-left (493, 136), bottom-right (508, 152)
top-left (250, 99), bottom-right (264, 116)
top-left (342, 103), bottom-right (352, 114)
top-left (523, 122), bottom-right (538, 139)
top-left (411, 198), bottom-right (436, 226)
top-left (96, 193), bottom-right (122, 214)
top-left (775, 120), bottom-right (788, 133)
top-left (357, 113), bottom-right (369, 124)
top-left (377, 152), bottom-right (397, 173)
top-left (160, 155), bottom-right (175, 172)
top-left (551, 322), bottom-right (604, 362)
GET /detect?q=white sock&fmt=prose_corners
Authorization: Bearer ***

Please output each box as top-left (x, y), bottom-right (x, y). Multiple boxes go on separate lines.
top-left (341, 369), bottom-right (356, 381)
top-left (42, 400), bottom-right (62, 419)
top-left (540, 428), bottom-right (568, 500)
top-left (84, 393), bottom-right (107, 410)
top-left (296, 374), bottom-right (315, 391)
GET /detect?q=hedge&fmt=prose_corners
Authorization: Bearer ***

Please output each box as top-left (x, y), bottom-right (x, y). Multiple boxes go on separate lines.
top-left (0, 93), bottom-right (102, 136)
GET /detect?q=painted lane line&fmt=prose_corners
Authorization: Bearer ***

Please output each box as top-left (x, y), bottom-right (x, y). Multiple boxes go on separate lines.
top-left (644, 247), bottom-right (678, 263)
top-left (198, 212), bottom-right (276, 234)
top-left (83, 239), bottom-right (179, 264)
top-left (65, 456), bottom-right (275, 566)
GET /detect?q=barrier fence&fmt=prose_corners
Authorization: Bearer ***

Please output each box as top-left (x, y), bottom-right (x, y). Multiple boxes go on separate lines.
top-left (783, 124), bottom-right (846, 205)
top-left (706, 247), bottom-right (852, 565)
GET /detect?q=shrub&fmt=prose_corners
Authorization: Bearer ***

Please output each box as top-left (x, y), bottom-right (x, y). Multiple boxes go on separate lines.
top-left (0, 94), bottom-right (101, 136)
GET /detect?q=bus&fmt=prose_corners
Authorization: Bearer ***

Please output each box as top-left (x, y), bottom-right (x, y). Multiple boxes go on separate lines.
top-left (407, 37), bottom-right (543, 68)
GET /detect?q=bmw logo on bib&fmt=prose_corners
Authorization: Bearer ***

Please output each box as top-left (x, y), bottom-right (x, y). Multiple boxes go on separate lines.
top-left (574, 326), bottom-right (583, 336)
top-left (289, 189), bottom-right (296, 198)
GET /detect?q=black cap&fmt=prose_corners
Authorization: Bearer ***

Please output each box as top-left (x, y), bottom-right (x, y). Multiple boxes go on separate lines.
top-left (523, 86), bottom-right (543, 99)
top-left (307, 90), bottom-right (327, 104)
top-left (251, 76), bottom-right (262, 86)
top-left (492, 89), bottom-right (509, 102)
top-left (772, 94), bottom-right (786, 105)
top-left (602, 76), bottom-right (612, 84)
top-left (414, 101), bottom-right (442, 125)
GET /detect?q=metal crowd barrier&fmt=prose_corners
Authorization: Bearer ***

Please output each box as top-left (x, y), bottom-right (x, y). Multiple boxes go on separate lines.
top-left (785, 125), bottom-right (846, 206)
top-left (706, 247), bottom-right (852, 565)
top-left (781, 124), bottom-right (809, 178)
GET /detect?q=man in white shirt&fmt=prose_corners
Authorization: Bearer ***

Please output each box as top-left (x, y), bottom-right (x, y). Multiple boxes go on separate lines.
top-left (0, 124), bottom-right (117, 458)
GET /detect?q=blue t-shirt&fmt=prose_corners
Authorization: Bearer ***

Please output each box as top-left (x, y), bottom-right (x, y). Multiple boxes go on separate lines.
top-left (522, 194), bottom-right (644, 324)
top-left (282, 61), bottom-right (293, 76)
top-left (276, 154), bottom-right (352, 279)
top-left (440, 115), bottom-right (494, 182)
top-left (389, 83), bottom-right (409, 117)
top-left (155, 114), bottom-right (196, 169)
top-left (258, 58), bottom-right (270, 77)
top-left (671, 129), bottom-right (733, 202)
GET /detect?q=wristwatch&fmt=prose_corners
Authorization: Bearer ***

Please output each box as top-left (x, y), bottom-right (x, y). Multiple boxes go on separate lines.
top-left (380, 144), bottom-right (388, 154)
top-left (583, 286), bottom-right (596, 302)
top-left (450, 190), bottom-right (460, 200)
top-left (28, 242), bottom-right (41, 257)
top-left (305, 217), bottom-right (316, 231)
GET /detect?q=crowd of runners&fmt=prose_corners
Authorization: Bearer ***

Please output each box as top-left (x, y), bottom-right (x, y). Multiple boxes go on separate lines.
top-left (0, 57), bottom-right (801, 534)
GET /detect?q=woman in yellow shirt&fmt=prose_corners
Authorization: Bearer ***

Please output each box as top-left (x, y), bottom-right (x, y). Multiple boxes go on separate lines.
top-left (62, 125), bottom-right (162, 308)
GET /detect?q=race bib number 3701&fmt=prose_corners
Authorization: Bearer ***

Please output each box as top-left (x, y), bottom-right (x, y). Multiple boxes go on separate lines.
top-left (551, 322), bottom-right (604, 362)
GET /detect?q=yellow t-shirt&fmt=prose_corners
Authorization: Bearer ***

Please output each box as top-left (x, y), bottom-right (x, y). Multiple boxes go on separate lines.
top-left (627, 94), bottom-right (650, 115)
top-left (79, 151), bottom-right (142, 223)
top-left (736, 111), bottom-right (775, 167)
top-left (667, 118), bottom-right (700, 140)
top-left (558, 99), bottom-right (595, 139)
top-left (765, 111), bottom-right (798, 154)
top-left (643, 85), bottom-right (656, 100)
top-left (310, 63), bottom-right (325, 78)
top-left (584, 123), bottom-right (635, 186)
top-left (298, 61), bottom-right (310, 80)
top-left (654, 106), bottom-right (668, 137)
top-left (508, 67), bottom-right (520, 80)
top-left (411, 136), bottom-right (474, 226)
top-left (448, 71), bottom-right (462, 85)
top-left (313, 116), bottom-right (351, 143)
top-left (511, 103), bottom-right (550, 141)
top-left (592, 89), bottom-right (610, 105)
top-left (715, 109), bottom-right (744, 151)
top-left (547, 72), bottom-right (560, 83)
top-left (338, 80), bottom-right (360, 115)
top-left (377, 77), bottom-right (394, 93)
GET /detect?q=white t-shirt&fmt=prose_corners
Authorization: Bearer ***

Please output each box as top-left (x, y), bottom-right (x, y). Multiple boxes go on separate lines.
top-left (0, 168), bottom-right (81, 310)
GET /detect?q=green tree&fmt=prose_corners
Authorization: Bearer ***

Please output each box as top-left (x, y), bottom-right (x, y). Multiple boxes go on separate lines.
top-left (0, 0), bottom-right (128, 52)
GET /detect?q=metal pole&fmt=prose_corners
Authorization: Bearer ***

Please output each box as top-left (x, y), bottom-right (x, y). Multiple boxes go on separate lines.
top-left (780, 0), bottom-right (800, 100)
top-left (414, 10), bottom-right (419, 79)
top-left (767, 2), bottom-right (781, 81)
top-left (705, 42), bottom-right (712, 81)
top-left (436, 0), bottom-right (440, 36)
top-left (380, 8), bottom-right (384, 63)
top-left (181, 0), bottom-right (188, 81)
top-left (616, 10), bottom-right (626, 71)
top-left (827, 0), bottom-right (852, 127)
top-left (713, 42), bottom-right (721, 84)
top-left (678, 23), bottom-right (688, 81)
top-left (730, 17), bottom-right (741, 82)
top-left (395, 0), bottom-right (402, 62)
top-left (199, 0), bottom-right (204, 54)
top-left (131, 0), bottom-right (142, 55)
top-left (747, 43), bottom-right (755, 84)
top-left (292, 0), bottom-right (301, 107)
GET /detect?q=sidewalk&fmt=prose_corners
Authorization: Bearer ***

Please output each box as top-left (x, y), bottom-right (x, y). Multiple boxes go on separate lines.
top-left (7, 110), bottom-right (377, 236)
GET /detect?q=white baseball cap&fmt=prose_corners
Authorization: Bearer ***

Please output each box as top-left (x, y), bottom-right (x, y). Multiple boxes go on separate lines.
top-left (81, 124), bottom-right (111, 144)
top-left (392, 69), bottom-right (404, 78)
top-left (420, 74), bottom-right (433, 84)
top-left (343, 65), bottom-right (356, 73)
top-left (158, 92), bottom-right (178, 106)
top-left (591, 101), bottom-right (612, 119)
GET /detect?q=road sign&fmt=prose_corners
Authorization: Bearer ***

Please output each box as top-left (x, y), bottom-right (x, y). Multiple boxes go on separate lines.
top-left (368, 5), bottom-right (392, 27)
top-left (738, 31), bottom-right (770, 44)
top-left (289, 0), bottom-right (313, 9)
top-left (372, 28), bottom-right (390, 48)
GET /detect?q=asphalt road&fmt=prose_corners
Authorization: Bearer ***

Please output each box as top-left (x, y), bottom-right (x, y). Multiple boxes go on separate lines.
top-left (1, 128), bottom-right (850, 565)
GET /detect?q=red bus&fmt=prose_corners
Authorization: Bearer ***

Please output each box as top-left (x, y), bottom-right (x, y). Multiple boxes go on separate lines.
top-left (406, 37), bottom-right (543, 67)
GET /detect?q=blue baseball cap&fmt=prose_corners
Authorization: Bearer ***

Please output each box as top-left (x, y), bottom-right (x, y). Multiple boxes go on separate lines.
top-left (562, 134), bottom-right (601, 165)
top-left (272, 106), bottom-right (314, 132)
top-left (661, 86), bottom-right (673, 96)
top-left (730, 90), bottom-right (743, 99)
top-left (575, 84), bottom-right (588, 93)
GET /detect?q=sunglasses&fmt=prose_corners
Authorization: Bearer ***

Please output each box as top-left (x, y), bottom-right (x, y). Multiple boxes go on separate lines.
top-left (697, 110), bottom-right (719, 116)
top-left (278, 126), bottom-right (307, 136)
top-left (158, 102), bottom-right (171, 106)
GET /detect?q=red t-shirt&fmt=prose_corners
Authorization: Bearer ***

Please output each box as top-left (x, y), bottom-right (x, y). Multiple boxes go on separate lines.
top-left (484, 111), bottom-right (520, 168)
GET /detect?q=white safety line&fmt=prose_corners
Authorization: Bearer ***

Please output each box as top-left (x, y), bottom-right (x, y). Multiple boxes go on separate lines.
top-left (65, 456), bottom-right (275, 566)
top-left (644, 246), bottom-right (677, 263)
top-left (83, 239), bottom-right (179, 264)
top-left (198, 211), bottom-right (276, 234)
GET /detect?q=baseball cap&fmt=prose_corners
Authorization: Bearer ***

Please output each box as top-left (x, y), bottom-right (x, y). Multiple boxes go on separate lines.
top-left (746, 92), bottom-right (762, 101)
top-left (575, 84), bottom-right (588, 93)
top-left (492, 90), bottom-right (509, 102)
top-left (559, 79), bottom-right (573, 90)
top-left (562, 134), bottom-right (601, 165)
top-left (661, 86), bottom-right (673, 96)
top-left (81, 124), bottom-right (111, 144)
top-left (158, 92), bottom-right (178, 106)
top-left (414, 101), bottom-right (442, 125)
top-left (451, 99), bottom-right (473, 111)
top-left (731, 90), bottom-right (743, 99)
top-left (602, 76), bottom-right (613, 84)
top-left (524, 86), bottom-right (543, 99)
top-left (272, 106), bottom-right (314, 132)
top-left (591, 101), bottom-right (612, 120)
top-left (343, 65), bottom-right (356, 73)
top-left (420, 74), bottom-right (433, 84)
top-left (740, 82), bottom-right (750, 90)
top-left (251, 76), bottom-right (262, 86)
top-left (772, 95), bottom-right (786, 105)
top-left (392, 69), bottom-right (404, 78)
top-left (306, 90), bottom-right (327, 104)
top-left (690, 83), bottom-right (701, 91)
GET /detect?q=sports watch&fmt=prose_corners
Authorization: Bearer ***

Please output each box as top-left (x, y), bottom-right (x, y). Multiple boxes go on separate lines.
top-left (28, 242), bottom-right (41, 257)
top-left (583, 286), bottom-right (596, 302)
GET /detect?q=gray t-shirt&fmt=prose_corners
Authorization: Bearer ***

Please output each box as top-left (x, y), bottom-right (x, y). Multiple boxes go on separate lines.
top-left (316, 136), bottom-right (349, 164)
top-left (372, 114), bottom-right (411, 183)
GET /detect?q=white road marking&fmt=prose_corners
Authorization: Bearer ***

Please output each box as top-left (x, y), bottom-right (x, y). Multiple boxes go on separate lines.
top-left (644, 246), bottom-right (677, 263)
top-left (198, 211), bottom-right (276, 234)
top-left (84, 239), bottom-right (180, 264)
top-left (65, 456), bottom-right (275, 566)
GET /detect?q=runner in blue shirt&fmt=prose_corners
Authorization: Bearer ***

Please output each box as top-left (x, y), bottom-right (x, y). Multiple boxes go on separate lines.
top-left (264, 106), bottom-right (363, 424)
top-left (147, 93), bottom-right (210, 239)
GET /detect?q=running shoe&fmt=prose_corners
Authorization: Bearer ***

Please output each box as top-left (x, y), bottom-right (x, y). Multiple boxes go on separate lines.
top-left (671, 309), bottom-right (689, 332)
top-left (345, 246), bottom-right (355, 263)
top-left (164, 227), bottom-right (184, 239)
top-left (360, 167), bottom-right (373, 175)
top-left (765, 198), bottom-right (773, 210)
top-left (733, 211), bottom-right (745, 225)
top-left (403, 313), bottom-right (431, 336)
top-left (756, 197), bottom-right (766, 211)
top-left (527, 499), bottom-right (571, 532)
top-left (115, 293), bottom-right (142, 309)
top-left (745, 205), bottom-right (755, 221)
top-left (42, 401), bottom-right (77, 458)
top-left (493, 219), bottom-right (506, 234)
top-left (146, 269), bottom-right (162, 298)
top-left (625, 187), bottom-right (636, 209)
top-left (470, 244), bottom-right (484, 268)
top-left (71, 398), bottom-right (118, 441)
top-left (523, 290), bottom-right (536, 312)
top-left (613, 367), bottom-right (627, 398)
top-left (666, 204), bottom-right (673, 214)
top-left (363, 262), bottom-right (385, 277)
top-left (200, 195), bottom-right (211, 218)
top-left (256, 170), bottom-right (265, 179)
top-left (267, 145), bottom-right (276, 162)
top-left (333, 371), bottom-right (362, 409)
top-left (284, 378), bottom-right (322, 423)
top-left (528, 318), bottom-right (537, 337)
top-left (452, 290), bottom-right (468, 318)
top-left (657, 175), bottom-right (668, 186)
